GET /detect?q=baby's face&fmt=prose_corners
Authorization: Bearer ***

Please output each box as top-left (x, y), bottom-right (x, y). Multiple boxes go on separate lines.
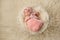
top-left (24, 7), bottom-right (40, 17)
top-left (23, 7), bottom-right (33, 16)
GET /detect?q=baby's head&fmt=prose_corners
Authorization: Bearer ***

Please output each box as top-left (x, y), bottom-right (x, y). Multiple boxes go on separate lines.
top-left (23, 7), bottom-right (33, 16)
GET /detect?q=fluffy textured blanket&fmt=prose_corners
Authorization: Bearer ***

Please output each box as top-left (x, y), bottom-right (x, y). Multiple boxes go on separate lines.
top-left (0, 0), bottom-right (60, 40)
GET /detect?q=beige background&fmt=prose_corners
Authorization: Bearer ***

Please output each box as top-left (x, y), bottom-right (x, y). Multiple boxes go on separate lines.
top-left (0, 0), bottom-right (60, 40)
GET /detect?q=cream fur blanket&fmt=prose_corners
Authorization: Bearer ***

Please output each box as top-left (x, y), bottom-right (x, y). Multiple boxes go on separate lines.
top-left (0, 0), bottom-right (60, 40)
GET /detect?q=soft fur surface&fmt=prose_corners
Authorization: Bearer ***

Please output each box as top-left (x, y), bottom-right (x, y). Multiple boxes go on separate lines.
top-left (0, 0), bottom-right (60, 40)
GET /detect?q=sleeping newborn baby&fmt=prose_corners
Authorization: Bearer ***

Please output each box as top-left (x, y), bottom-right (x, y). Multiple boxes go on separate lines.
top-left (18, 6), bottom-right (49, 34)
top-left (24, 7), bottom-right (44, 32)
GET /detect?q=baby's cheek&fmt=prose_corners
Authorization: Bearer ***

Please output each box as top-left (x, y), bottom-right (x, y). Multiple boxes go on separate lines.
top-left (26, 18), bottom-right (44, 32)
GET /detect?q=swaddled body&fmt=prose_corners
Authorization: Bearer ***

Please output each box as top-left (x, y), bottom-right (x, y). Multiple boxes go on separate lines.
top-left (24, 7), bottom-right (44, 32)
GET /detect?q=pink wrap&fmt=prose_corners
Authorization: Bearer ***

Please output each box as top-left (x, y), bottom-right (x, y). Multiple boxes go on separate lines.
top-left (26, 18), bottom-right (44, 32)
